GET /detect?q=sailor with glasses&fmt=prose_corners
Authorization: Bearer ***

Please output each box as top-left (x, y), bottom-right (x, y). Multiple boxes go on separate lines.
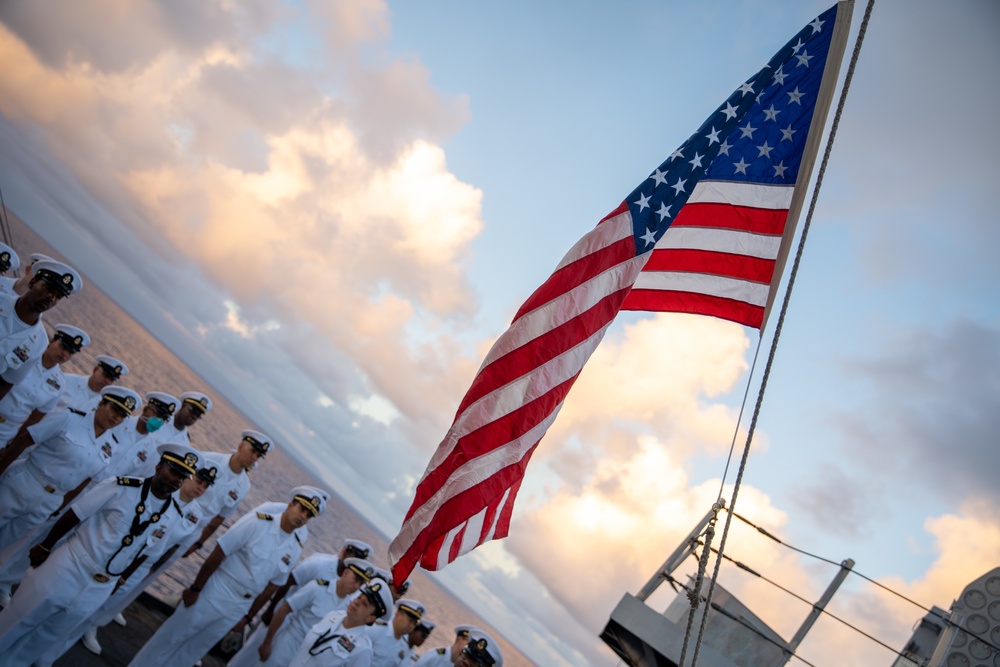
top-left (288, 576), bottom-right (395, 667)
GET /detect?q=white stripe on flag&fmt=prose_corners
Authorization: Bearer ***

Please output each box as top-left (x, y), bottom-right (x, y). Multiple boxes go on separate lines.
top-left (654, 227), bottom-right (782, 259)
top-left (634, 271), bottom-right (771, 307)
top-left (686, 180), bottom-right (794, 209)
top-left (554, 209), bottom-right (633, 272)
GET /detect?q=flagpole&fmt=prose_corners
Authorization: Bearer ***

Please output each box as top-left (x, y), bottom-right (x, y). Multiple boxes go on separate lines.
top-left (686, 2), bottom-right (875, 666)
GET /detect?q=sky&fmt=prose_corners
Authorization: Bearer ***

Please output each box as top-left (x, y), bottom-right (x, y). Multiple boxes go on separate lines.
top-left (0, 1), bottom-right (998, 665)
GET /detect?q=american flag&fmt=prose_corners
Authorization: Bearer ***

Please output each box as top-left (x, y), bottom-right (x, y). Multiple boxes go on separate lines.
top-left (390, 2), bottom-right (852, 582)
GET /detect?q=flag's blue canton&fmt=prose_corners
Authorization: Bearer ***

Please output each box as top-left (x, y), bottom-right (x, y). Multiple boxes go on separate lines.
top-left (627, 5), bottom-right (838, 255)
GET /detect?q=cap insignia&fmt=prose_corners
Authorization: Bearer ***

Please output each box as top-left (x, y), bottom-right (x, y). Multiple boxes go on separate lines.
top-left (125, 396), bottom-right (136, 410)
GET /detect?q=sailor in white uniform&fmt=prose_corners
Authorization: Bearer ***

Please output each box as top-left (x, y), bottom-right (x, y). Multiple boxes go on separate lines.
top-left (0, 252), bottom-right (47, 297)
top-left (405, 618), bottom-right (436, 663)
top-left (128, 488), bottom-right (321, 667)
top-left (0, 442), bottom-right (198, 665)
top-left (287, 577), bottom-right (395, 667)
top-left (454, 628), bottom-right (503, 667)
top-left (68, 459), bottom-right (216, 659)
top-left (413, 625), bottom-right (478, 667)
top-left (0, 385), bottom-right (140, 550)
top-left (55, 354), bottom-right (128, 414)
top-left (0, 323), bottom-right (88, 445)
top-left (0, 259), bottom-right (82, 401)
top-left (256, 537), bottom-right (373, 627)
top-left (156, 389), bottom-right (211, 446)
top-left (370, 598), bottom-right (426, 667)
top-left (106, 391), bottom-right (181, 479)
top-left (229, 556), bottom-right (375, 667)
top-left (185, 428), bottom-right (270, 556)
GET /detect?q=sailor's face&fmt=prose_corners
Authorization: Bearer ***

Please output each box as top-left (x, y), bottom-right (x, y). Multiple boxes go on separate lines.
top-left (346, 593), bottom-right (376, 624)
top-left (89, 366), bottom-right (116, 392)
top-left (174, 403), bottom-right (203, 428)
top-left (95, 400), bottom-right (129, 430)
top-left (153, 462), bottom-right (188, 496)
top-left (394, 610), bottom-right (419, 635)
top-left (338, 569), bottom-right (365, 596)
top-left (235, 440), bottom-right (263, 470)
top-left (44, 339), bottom-right (74, 365)
top-left (23, 279), bottom-right (65, 313)
top-left (180, 475), bottom-right (210, 500)
top-left (282, 500), bottom-right (313, 530)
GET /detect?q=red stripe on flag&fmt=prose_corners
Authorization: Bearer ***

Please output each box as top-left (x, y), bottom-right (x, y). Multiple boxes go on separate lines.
top-left (513, 236), bottom-right (635, 322)
top-left (457, 288), bottom-right (632, 416)
top-left (410, 375), bottom-right (579, 517)
top-left (621, 290), bottom-right (764, 328)
top-left (642, 249), bottom-right (776, 283)
top-left (396, 442), bottom-right (540, 578)
top-left (672, 201), bottom-right (789, 235)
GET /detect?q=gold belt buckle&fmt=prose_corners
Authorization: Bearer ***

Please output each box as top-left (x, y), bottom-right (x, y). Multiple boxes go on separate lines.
top-left (43, 484), bottom-right (56, 494)
top-left (93, 573), bottom-right (110, 583)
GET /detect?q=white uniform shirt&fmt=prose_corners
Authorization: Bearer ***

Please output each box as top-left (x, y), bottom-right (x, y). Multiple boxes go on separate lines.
top-left (288, 610), bottom-right (374, 667)
top-left (198, 451), bottom-right (249, 520)
top-left (281, 578), bottom-right (360, 648)
top-left (369, 621), bottom-right (411, 667)
top-left (413, 646), bottom-right (451, 666)
top-left (214, 505), bottom-right (304, 598)
top-left (69, 476), bottom-right (183, 577)
top-left (23, 409), bottom-right (120, 494)
top-left (0, 293), bottom-right (48, 384)
top-left (0, 277), bottom-right (15, 296)
top-left (0, 359), bottom-right (64, 442)
top-left (54, 372), bottom-right (100, 414)
top-left (291, 553), bottom-right (340, 587)
top-left (141, 495), bottom-right (208, 561)
top-left (155, 417), bottom-right (191, 447)
top-left (106, 415), bottom-right (171, 479)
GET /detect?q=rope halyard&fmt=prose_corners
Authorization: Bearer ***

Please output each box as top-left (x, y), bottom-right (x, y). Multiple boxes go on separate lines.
top-left (686, 1), bottom-right (876, 665)
top-left (678, 508), bottom-right (719, 667)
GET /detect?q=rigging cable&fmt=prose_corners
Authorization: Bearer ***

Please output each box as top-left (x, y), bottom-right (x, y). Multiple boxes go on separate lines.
top-left (723, 509), bottom-right (1000, 656)
top-left (688, 1), bottom-right (877, 665)
top-left (691, 543), bottom-right (915, 661)
top-left (0, 184), bottom-right (12, 246)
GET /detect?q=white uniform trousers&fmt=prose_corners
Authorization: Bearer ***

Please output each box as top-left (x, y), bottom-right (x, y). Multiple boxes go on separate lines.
top-left (0, 461), bottom-right (64, 551)
top-left (128, 568), bottom-right (255, 667)
top-left (0, 540), bottom-right (116, 665)
top-left (33, 556), bottom-right (158, 666)
top-left (227, 614), bottom-right (309, 667)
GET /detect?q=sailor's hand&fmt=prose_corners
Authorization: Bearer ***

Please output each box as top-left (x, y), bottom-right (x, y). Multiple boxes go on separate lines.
top-left (181, 587), bottom-right (200, 607)
top-left (258, 641), bottom-right (272, 661)
top-left (28, 544), bottom-right (50, 568)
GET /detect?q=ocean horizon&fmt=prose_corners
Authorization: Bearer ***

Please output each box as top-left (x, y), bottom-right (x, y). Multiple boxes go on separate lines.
top-left (5, 212), bottom-right (536, 667)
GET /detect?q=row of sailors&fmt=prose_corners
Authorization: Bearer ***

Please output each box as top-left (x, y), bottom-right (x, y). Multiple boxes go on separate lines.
top-left (0, 245), bottom-right (503, 666)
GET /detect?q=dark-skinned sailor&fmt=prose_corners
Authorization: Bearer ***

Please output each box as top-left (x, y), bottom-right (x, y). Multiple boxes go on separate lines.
top-left (157, 389), bottom-right (211, 446)
top-left (128, 487), bottom-right (321, 667)
top-left (0, 442), bottom-right (198, 665)
top-left (0, 259), bottom-right (81, 402)
top-left (0, 252), bottom-right (48, 297)
top-left (0, 323), bottom-right (89, 445)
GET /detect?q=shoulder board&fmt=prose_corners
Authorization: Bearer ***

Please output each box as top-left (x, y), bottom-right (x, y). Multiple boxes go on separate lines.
top-left (316, 578), bottom-right (330, 587)
top-left (68, 407), bottom-right (86, 416)
top-left (116, 476), bottom-right (143, 487)
top-left (374, 619), bottom-right (387, 626)
top-left (437, 648), bottom-right (447, 655)
top-left (256, 512), bottom-right (273, 521)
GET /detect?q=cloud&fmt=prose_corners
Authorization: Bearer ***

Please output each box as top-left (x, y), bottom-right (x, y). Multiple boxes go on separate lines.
top-left (0, 1), bottom-right (482, 435)
top-left (834, 320), bottom-right (1000, 509)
